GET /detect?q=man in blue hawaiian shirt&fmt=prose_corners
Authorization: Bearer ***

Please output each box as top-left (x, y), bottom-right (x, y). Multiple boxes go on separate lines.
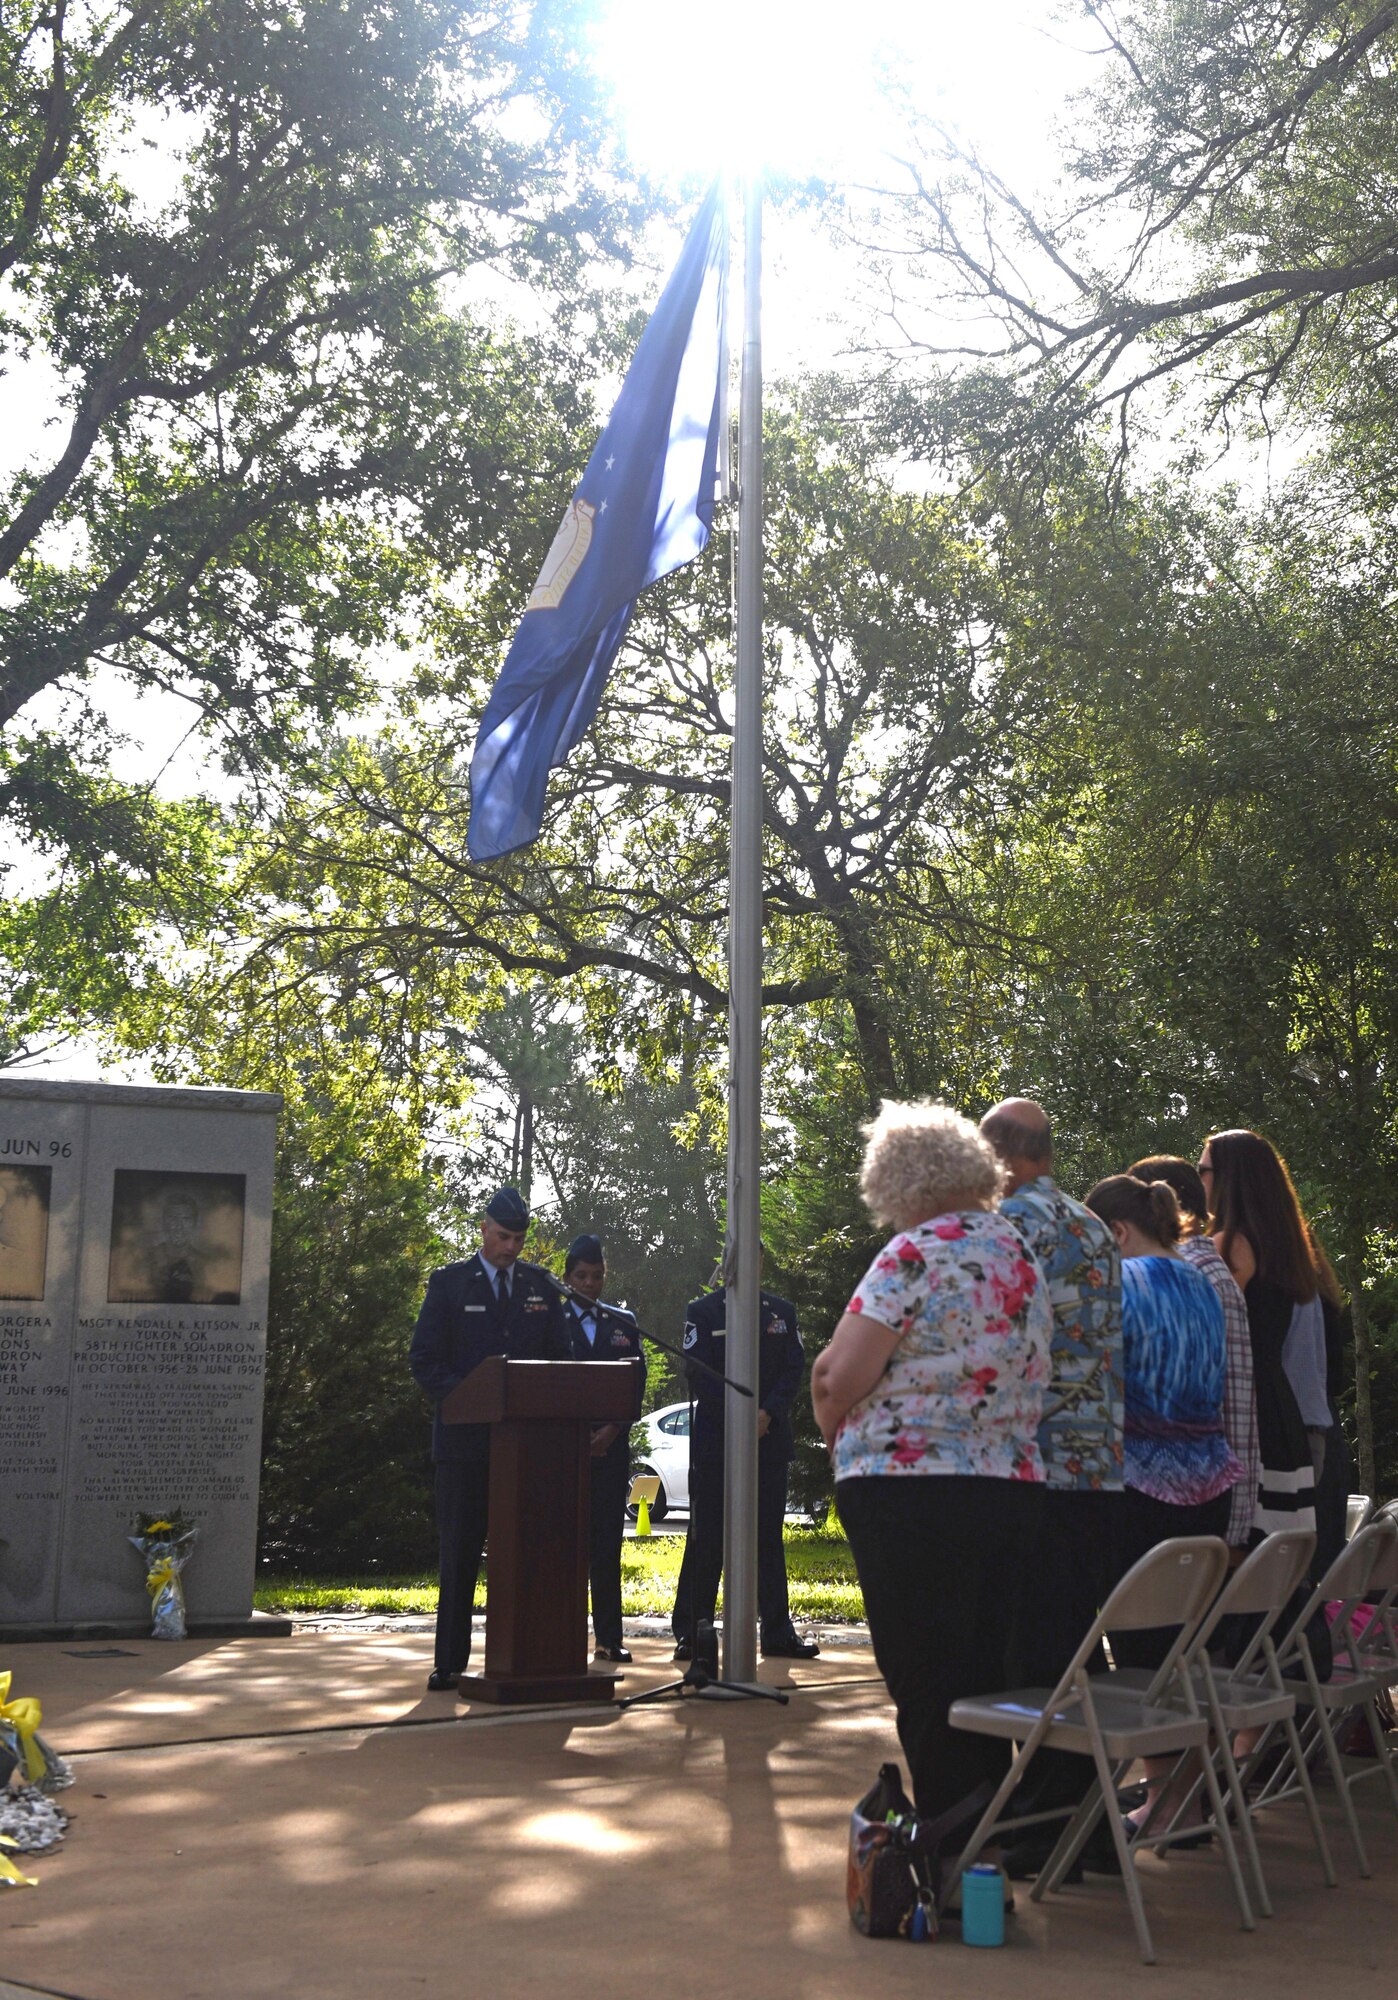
top-left (981, 1098), bottom-right (1125, 1873)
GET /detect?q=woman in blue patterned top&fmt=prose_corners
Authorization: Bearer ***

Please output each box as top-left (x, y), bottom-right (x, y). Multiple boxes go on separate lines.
top-left (1084, 1174), bottom-right (1242, 1837)
top-left (1083, 1176), bottom-right (1241, 1648)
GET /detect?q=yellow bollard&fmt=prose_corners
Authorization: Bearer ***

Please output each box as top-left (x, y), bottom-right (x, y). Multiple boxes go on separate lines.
top-left (636, 1494), bottom-right (652, 1537)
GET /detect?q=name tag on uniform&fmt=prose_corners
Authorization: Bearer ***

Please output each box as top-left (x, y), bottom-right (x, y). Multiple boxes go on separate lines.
top-left (463, 1304), bottom-right (486, 1313)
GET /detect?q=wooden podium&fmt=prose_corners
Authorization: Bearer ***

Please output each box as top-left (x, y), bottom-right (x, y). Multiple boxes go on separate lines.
top-left (442, 1355), bottom-right (643, 1704)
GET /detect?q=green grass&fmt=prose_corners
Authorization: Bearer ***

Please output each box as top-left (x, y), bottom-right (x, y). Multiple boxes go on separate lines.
top-left (254, 1525), bottom-right (866, 1623)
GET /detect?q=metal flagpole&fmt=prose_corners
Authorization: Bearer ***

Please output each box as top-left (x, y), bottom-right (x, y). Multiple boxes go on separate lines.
top-left (722, 173), bottom-right (763, 1687)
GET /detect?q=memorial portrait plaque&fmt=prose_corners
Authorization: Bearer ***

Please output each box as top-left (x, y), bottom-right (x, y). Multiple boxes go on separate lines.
top-left (0, 1079), bottom-right (280, 1637)
top-left (0, 1163), bottom-right (52, 1301)
top-left (106, 1168), bottom-right (246, 1306)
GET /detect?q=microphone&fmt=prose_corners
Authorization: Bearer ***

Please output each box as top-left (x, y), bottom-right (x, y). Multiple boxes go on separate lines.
top-left (531, 1265), bottom-right (751, 1395)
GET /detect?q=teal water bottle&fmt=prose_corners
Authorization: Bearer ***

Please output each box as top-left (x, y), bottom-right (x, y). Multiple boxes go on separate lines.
top-left (960, 1864), bottom-right (1005, 1947)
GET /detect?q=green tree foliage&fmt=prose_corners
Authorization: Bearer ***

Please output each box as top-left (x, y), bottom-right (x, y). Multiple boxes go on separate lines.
top-left (853, 2), bottom-right (1398, 448)
top-left (752, 442), bottom-right (1398, 1505)
top-left (8, 0), bottom-right (1398, 1553)
top-left (963, 459), bottom-right (1398, 1486)
top-left (429, 985), bottom-right (726, 1403)
top-left (515, 1065), bottom-right (723, 1402)
top-left (260, 1088), bottom-right (446, 1570)
top-left (189, 378), bottom-right (1014, 1103)
top-left (0, 0), bottom-right (630, 999)
top-left (1357, 1266), bottom-right (1398, 1499)
top-left (132, 361), bottom-right (1398, 1520)
top-left (66, 382), bottom-right (1398, 1532)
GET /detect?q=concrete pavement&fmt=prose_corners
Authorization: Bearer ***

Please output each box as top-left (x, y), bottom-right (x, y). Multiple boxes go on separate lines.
top-left (1, 1629), bottom-right (1394, 2000)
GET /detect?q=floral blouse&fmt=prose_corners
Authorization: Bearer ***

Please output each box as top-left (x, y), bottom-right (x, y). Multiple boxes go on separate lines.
top-left (832, 1209), bottom-right (1052, 1483)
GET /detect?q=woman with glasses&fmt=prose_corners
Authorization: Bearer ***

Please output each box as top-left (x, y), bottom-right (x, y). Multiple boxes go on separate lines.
top-left (1197, 1131), bottom-right (1317, 1539)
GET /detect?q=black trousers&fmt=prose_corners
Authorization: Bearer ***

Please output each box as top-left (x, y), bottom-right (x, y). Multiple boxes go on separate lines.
top-left (433, 1456), bottom-right (490, 1676)
top-left (589, 1446), bottom-right (629, 1650)
top-left (1109, 1485), bottom-right (1231, 1672)
top-left (671, 1449), bottom-right (795, 1645)
top-left (838, 1475), bottom-right (1045, 1836)
top-left (1313, 1421), bottom-right (1352, 1578)
top-left (1006, 1486), bottom-right (1124, 1816)
top-left (1007, 1486), bottom-right (1122, 1686)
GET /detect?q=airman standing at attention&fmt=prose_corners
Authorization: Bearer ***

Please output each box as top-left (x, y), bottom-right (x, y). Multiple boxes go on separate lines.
top-left (671, 1249), bottom-right (819, 1662)
top-left (561, 1232), bottom-right (646, 1664)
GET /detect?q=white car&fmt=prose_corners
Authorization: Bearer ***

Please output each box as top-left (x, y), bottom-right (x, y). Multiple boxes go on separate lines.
top-left (629, 1401), bottom-right (691, 1519)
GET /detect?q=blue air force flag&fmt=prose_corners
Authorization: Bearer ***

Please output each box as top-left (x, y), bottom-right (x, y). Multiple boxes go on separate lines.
top-left (467, 186), bottom-right (727, 862)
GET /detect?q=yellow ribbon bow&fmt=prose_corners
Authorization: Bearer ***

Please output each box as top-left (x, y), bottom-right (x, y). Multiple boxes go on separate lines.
top-left (146, 1557), bottom-right (177, 1602)
top-left (0, 1834), bottom-right (38, 1889)
top-left (0, 1670), bottom-right (45, 1785)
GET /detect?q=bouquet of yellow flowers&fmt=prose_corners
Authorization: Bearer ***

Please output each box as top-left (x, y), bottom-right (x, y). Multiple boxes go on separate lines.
top-left (0, 1670), bottom-right (72, 1885)
top-left (129, 1511), bottom-right (198, 1640)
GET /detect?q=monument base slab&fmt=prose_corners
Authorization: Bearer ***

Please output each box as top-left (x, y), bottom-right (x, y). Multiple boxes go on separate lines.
top-left (1, 1609), bottom-right (293, 1644)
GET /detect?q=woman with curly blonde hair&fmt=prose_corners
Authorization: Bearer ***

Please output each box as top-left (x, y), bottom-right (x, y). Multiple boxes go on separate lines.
top-left (813, 1100), bottom-right (1051, 1861)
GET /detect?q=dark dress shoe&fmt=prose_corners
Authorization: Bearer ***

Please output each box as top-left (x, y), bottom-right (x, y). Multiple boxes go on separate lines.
top-left (672, 1639), bottom-right (692, 1661)
top-left (1003, 1836), bottom-right (1068, 1882)
top-left (426, 1669), bottom-right (459, 1692)
top-left (1003, 1821), bottom-right (1123, 1882)
top-left (762, 1635), bottom-right (820, 1659)
top-left (1076, 1821), bottom-right (1125, 1875)
top-left (594, 1646), bottom-right (632, 1663)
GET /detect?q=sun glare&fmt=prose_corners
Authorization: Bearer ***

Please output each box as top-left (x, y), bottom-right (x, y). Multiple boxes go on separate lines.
top-left (590, 1), bottom-right (1083, 191)
top-left (590, 0), bottom-right (906, 180)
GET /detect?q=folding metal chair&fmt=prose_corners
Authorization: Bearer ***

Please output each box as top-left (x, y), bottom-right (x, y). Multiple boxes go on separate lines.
top-left (1345, 1493), bottom-right (1375, 1540)
top-left (1245, 1519), bottom-right (1398, 1878)
top-left (1113, 1529), bottom-right (1334, 1913)
top-left (1333, 1507), bottom-right (1398, 1678)
top-left (944, 1535), bottom-right (1237, 1965)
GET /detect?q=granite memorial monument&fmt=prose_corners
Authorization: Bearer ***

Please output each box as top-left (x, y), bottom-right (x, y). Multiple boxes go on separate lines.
top-left (0, 1077), bottom-right (283, 1638)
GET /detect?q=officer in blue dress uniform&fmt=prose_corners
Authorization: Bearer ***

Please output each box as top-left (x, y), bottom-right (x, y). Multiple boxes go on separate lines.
top-left (409, 1186), bottom-right (570, 1693)
top-left (561, 1233), bottom-right (646, 1663)
top-left (671, 1258), bottom-right (819, 1661)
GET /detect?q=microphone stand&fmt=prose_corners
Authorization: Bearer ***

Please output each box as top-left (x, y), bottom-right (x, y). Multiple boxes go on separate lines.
top-left (619, 1312), bottom-right (788, 1712)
